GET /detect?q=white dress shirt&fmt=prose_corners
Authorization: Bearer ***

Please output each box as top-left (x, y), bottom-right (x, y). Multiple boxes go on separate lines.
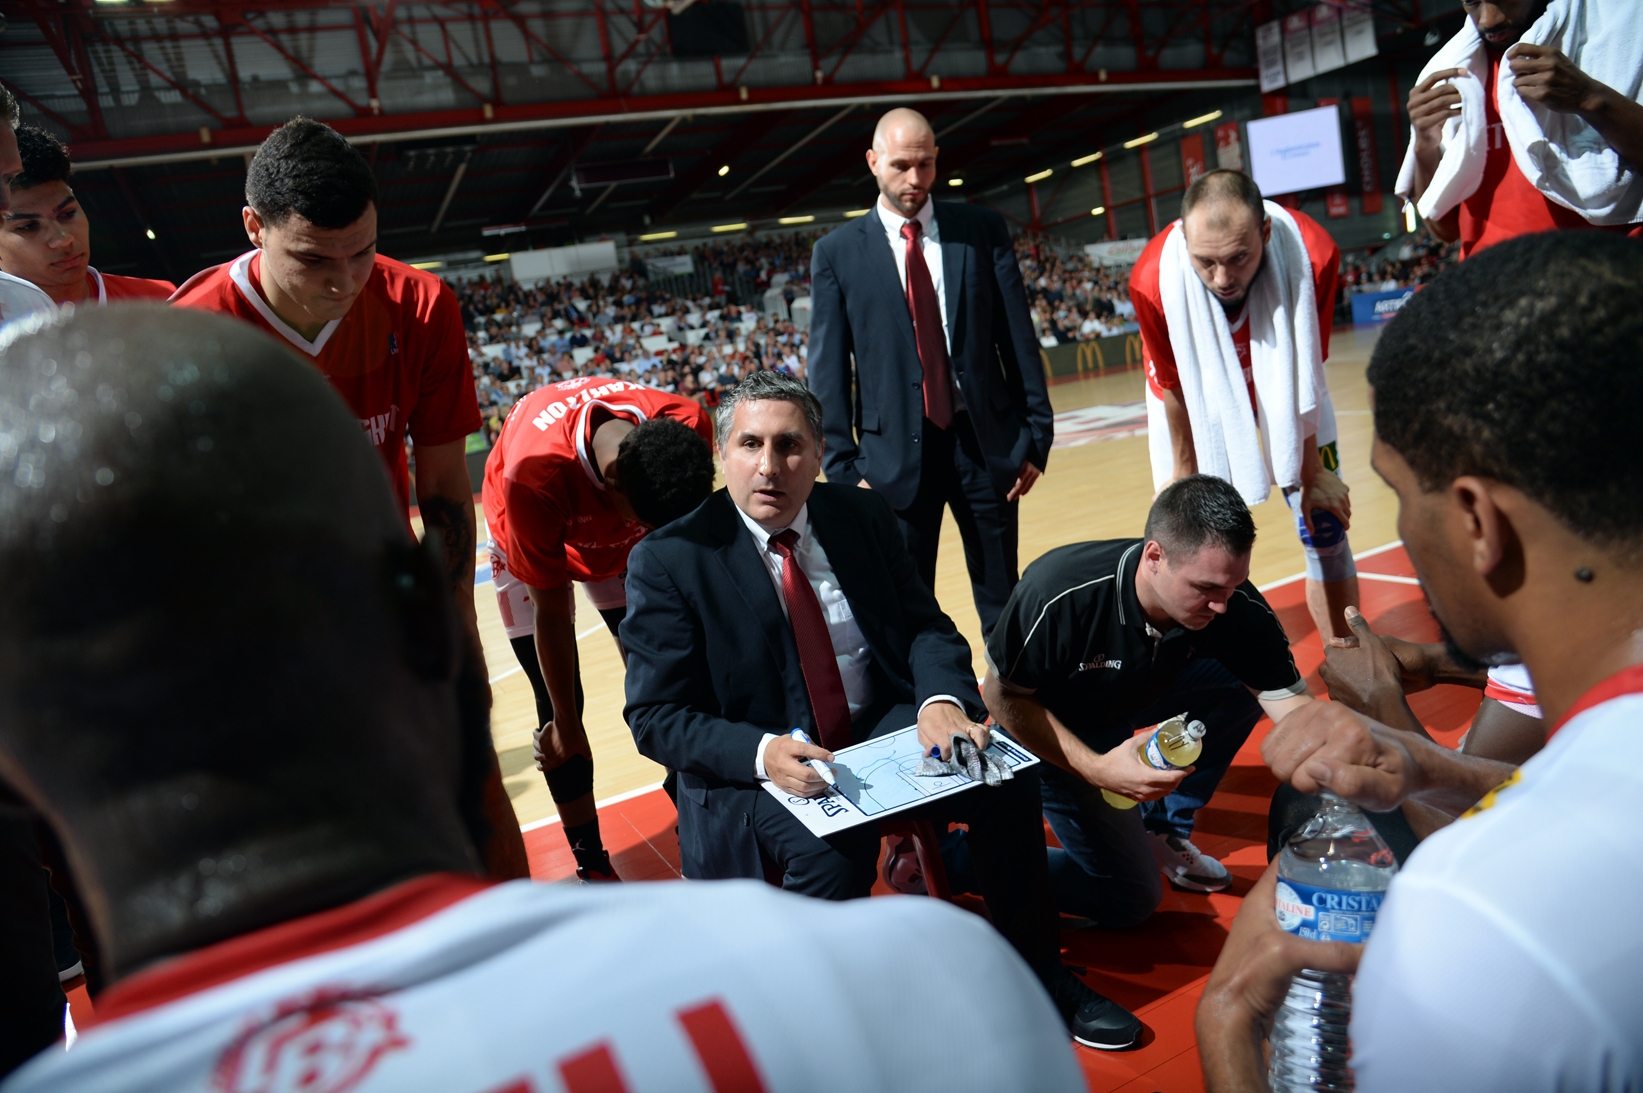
top-left (875, 198), bottom-right (965, 413)
top-left (736, 500), bottom-right (965, 779)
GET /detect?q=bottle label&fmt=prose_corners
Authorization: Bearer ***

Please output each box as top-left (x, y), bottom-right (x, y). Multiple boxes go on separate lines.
top-left (1274, 879), bottom-right (1384, 943)
top-left (1143, 734), bottom-right (1172, 770)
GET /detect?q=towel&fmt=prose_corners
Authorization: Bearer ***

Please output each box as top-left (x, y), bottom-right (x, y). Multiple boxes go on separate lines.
top-left (1394, 0), bottom-right (1643, 225)
top-left (917, 734), bottom-right (1013, 786)
top-left (1153, 202), bottom-right (1324, 505)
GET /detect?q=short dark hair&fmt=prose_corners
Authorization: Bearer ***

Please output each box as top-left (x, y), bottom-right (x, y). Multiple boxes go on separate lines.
top-left (1368, 231), bottom-right (1643, 554)
top-left (715, 370), bottom-right (824, 454)
top-left (617, 417), bottom-right (715, 528)
top-left (1144, 474), bottom-right (1257, 559)
top-left (1, 83), bottom-right (18, 129)
top-left (246, 117), bottom-right (378, 230)
top-left (1180, 168), bottom-right (1265, 230)
top-left (13, 124), bottom-right (70, 191)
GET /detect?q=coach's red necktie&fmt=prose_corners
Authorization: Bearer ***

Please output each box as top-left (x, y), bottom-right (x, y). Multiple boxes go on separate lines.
top-left (901, 220), bottom-right (955, 430)
top-left (768, 529), bottom-right (853, 751)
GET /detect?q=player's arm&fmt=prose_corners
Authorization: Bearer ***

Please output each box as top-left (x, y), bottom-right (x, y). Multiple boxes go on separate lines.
top-left (1508, 43), bottom-right (1643, 172)
top-left (1295, 432), bottom-right (1350, 536)
top-left (1159, 384), bottom-right (1198, 480)
top-left (528, 580), bottom-right (589, 764)
top-left (415, 438), bottom-right (477, 629)
top-left (981, 669), bottom-right (1185, 802)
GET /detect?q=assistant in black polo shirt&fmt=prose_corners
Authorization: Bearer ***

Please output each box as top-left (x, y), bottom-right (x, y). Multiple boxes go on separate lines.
top-left (973, 476), bottom-right (1313, 924)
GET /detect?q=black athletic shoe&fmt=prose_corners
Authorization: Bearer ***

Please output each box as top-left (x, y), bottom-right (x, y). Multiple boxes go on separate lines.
top-left (575, 850), bottom-right (621, 884)
top-left (1050, 966), bottom-right (1142, 1050)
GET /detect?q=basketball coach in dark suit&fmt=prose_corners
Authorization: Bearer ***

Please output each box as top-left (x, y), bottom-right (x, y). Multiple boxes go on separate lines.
top-left (621, 371), bottom-right (1140, 1050)
top-left (807, 107), bottom-right (1053, 638)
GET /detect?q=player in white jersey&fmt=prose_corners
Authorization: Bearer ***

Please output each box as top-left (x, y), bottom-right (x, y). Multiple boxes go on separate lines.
top-left (1197, 232), bottom-right (1643, 1091)
top-left (0, 308), bottom-right (1081, 1092)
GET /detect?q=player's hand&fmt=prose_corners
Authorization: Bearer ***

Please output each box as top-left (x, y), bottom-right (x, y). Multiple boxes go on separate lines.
top-left (1299, 466), bottom-right (1351, 538)
top-left (533, 719), bottom-right (591, 772)
top-left (1508, 43), bottom-right (1604, 115)
top-left (917, 701), bottom-right (991, 760)
top-left (1261, 701), bottom-right (1418, 813)
top-left (764, 736), bottom-right (835, 798)
top-left (1093, 739), bottom-right (1190, 803)
top-left (1408, 68), bottom-right (1468, 148)
top-left (1321, 607), bottom-right (1413, 724)
top-left (1196, 859), bottom-right (1363, 1091)
top-left (1006, 460), bottom-right (1042, 502)
top-left (1376, 636), bottom-right (1447, 694)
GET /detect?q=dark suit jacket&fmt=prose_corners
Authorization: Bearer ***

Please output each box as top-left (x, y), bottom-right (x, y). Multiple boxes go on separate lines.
top-left (807, 200), bottom-right (1055, 511)
top-left (621, 483), bottom-right (982, 878)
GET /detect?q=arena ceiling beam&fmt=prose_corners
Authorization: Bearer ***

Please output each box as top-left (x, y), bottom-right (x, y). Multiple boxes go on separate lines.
top-left (55, 69), bottom-right (1256, 171)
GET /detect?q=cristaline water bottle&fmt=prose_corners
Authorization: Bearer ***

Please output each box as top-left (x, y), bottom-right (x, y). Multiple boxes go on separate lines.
top-left (1101, 713), bottom-right (1205, 810)
top-left (1268, 792), bottom-right (1398, 1092)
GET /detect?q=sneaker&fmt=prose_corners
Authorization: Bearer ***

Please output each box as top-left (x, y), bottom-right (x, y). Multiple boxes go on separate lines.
top-left (1050, 966), bottom-right (1142, 1050)
top-left (575, 850), bottom-right (621, 884)
top-left (1148, 832), bottom-right (1231, 892)
top-left (880, 837), bottom-right (927, 896)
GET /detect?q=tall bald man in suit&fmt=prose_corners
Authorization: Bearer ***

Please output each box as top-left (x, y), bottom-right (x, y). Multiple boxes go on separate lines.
top-left (808, 108), bottom-right (1053, 637)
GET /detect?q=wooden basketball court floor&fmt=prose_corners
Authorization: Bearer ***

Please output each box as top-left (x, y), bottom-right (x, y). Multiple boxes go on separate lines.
top-left (443, 323), bottom-right (1481, 1091)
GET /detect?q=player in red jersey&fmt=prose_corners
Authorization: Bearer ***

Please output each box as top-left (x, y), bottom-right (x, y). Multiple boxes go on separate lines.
top-left (1405, 0), bottom-right (1643, 257)
top-left (0, 125), bottom-right (175, 305)
top-left (170, 118), bottom-right (480, 626)
top-left (1131, 169), bottom-right (1357, 644)
top-left (484, 377), bottom-right (713, 880)
top-left (170, 118), bottom-right (531, 882)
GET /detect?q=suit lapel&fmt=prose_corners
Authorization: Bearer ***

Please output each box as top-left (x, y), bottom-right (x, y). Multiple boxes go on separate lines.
top-left (857, 207), bottom-right (920, 362)
top-left (934, 202), bottom-right (966, 351)
top-left (807, 488), bottom-right (893, 666)
top-left (707, 493), bottom-right (795, 671)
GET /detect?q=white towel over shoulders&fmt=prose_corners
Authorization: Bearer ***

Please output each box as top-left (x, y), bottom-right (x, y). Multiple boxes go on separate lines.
top-left (1395, 0), bottom-right (1643, 225)
top-left (1154, 201), bottom-right (1323, 506)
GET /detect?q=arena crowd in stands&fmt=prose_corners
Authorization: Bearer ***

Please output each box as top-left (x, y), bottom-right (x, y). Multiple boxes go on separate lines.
top-left (1340, 227), bottom-right (1459, 294)
top-left (1016, 236), bottom-right (1141, 345)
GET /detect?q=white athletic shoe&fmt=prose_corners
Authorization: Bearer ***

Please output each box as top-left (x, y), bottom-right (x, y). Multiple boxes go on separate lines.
top-left (1148, 832), bottom-right (1232, 893)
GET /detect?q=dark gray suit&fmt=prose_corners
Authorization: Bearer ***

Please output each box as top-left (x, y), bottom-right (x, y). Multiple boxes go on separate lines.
top-left (621, 484), bottom-right (1058, 977)
top-left (807, 201), bottom-right (1053, 636)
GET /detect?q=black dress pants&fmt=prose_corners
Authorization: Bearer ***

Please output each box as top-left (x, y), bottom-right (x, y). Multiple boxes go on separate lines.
top-left (749, 705), bottom-right (1061, 980)
top-left (894, 412), bottom-right (1020, 639)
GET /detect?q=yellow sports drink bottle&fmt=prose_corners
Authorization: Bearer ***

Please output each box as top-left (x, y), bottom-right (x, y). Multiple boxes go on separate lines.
top-left (1101, 713), bottom-right (1207, 810)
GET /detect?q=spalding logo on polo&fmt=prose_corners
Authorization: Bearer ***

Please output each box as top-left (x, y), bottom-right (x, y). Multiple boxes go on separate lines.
top-left (1275, 880), bottom-right (1383, 944)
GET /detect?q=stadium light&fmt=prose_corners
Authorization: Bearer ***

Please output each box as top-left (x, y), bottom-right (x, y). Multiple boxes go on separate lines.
top-left (843, 209), bottom-right (871, 218)
top-left (410, 260), bottom-right (445, 270)
top-left (484, 253), bottom-right (511, 262)
top-left (948, 178), bottom-right (965, 187)
top-left (1071, 152), bottom-right (1103, 167)
top-left (778, 215), bottom-right (815, 225)
top-left (1123, 133), bottom-right (1159, 149)
top-left (638, 230), bottom-right (678, 241)
top-left (145, 228), bottom-right (156, 240)
top-left (712, 222), bottom-right (748, 233)
top-left (1090, 206), bottom-right (1106, 217)
top-left (1184, 110), bottom-right (1223, 128)
top-left (717, 165), bottom-right (730, 177)
top-left (1025, 169), bottom-right (1053, 184)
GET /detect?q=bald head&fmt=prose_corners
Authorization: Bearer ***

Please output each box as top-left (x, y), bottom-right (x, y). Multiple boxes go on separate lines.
top-left (0, 306), bottom-right (477, 974)
top-left (1178, 169), bottom-right (1271, 312)
top-left (868, 108), bottom-right (939, 218)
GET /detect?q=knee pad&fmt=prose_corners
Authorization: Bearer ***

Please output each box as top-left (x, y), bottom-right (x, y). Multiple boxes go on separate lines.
top-left (1285, 488), bottom-right (1357, 583)
top-left (543, 753), bottom-right (595, 803)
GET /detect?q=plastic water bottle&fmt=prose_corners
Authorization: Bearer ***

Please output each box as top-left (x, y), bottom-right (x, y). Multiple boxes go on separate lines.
top-left (1100, 713), bottom-right (1204, 810)
top-left (1268, 792), bottom-right (1398, 1092)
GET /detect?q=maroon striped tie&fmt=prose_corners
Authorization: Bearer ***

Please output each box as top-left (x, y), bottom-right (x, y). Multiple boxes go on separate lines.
top-left (769, 529), bottom-right (852, 751)
top-left (901, 219), bottom-right (954, 430)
